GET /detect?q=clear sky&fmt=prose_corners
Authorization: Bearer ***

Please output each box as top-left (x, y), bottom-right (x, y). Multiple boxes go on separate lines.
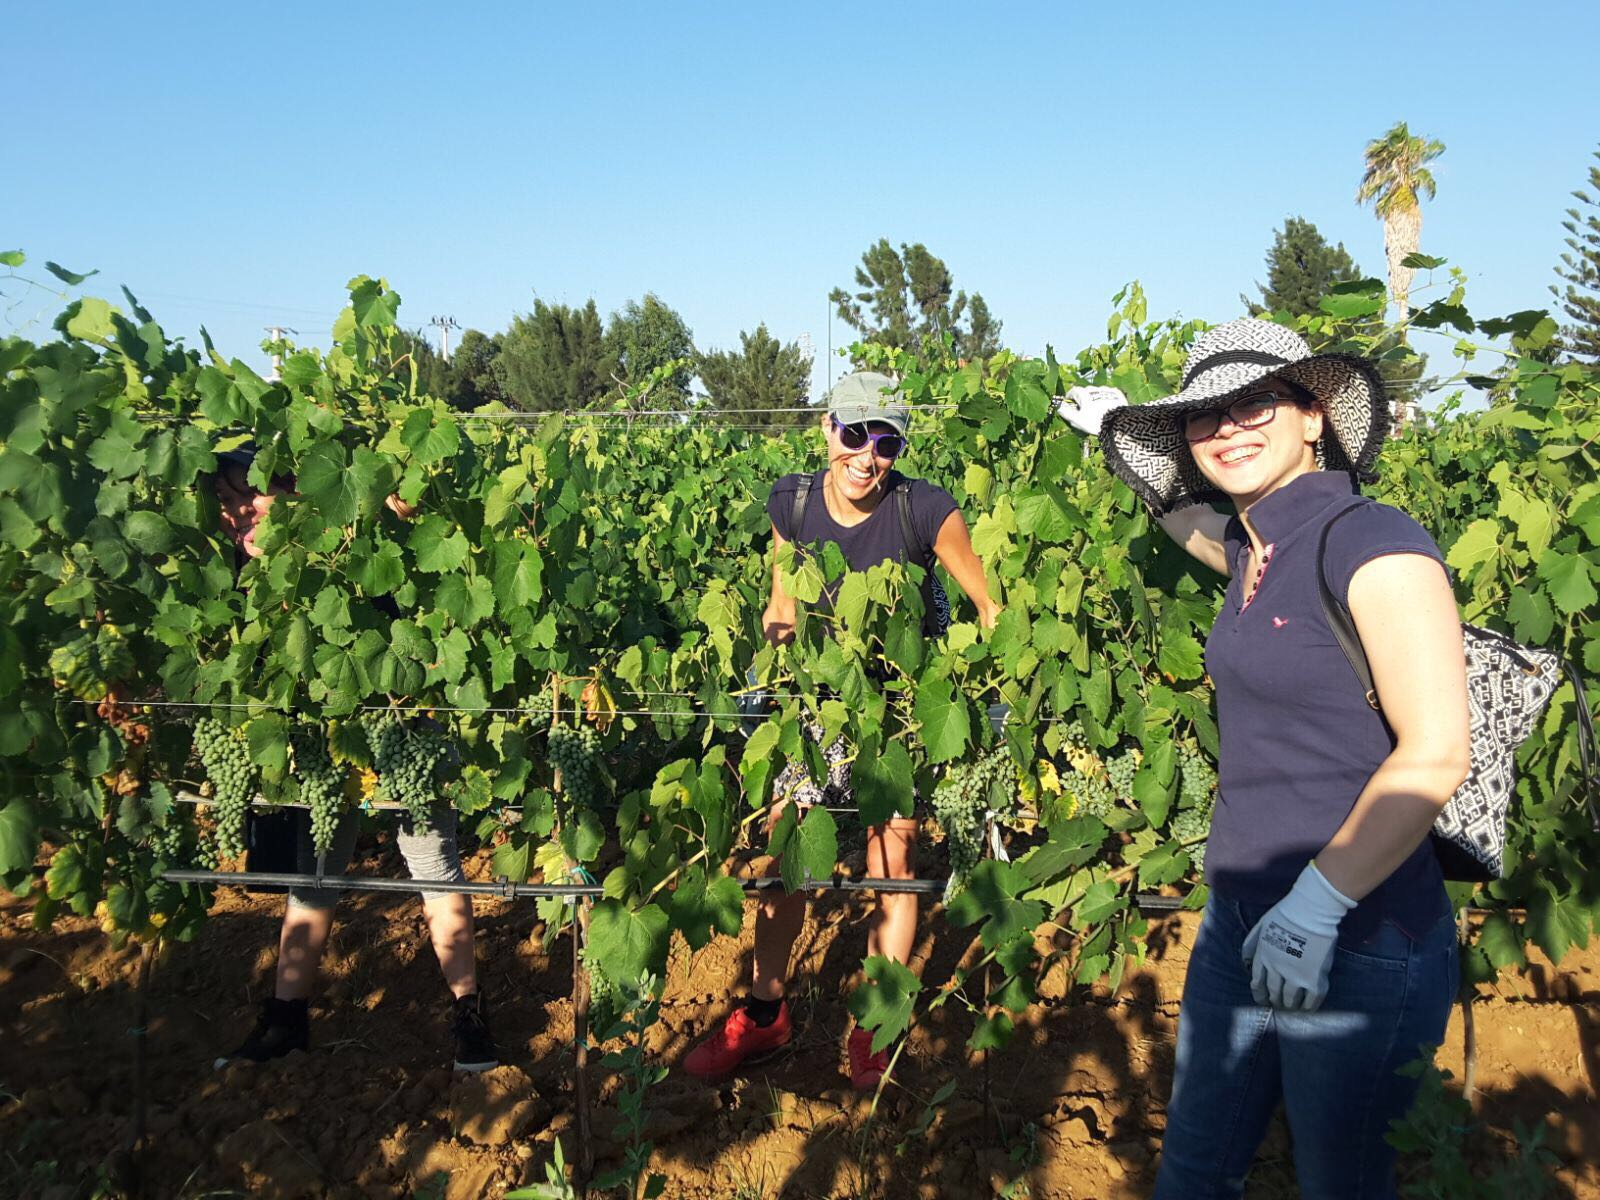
top-left (7, 1), bottom-right (1597, 404)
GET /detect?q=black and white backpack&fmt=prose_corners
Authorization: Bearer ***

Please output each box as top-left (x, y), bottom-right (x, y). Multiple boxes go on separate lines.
top-left (1318, 505), bottom-right (1600, 880)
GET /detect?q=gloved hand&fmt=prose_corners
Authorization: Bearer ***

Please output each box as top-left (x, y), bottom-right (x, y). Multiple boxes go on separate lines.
top-left (1054, 385), bottom-right (1128, 438)
top-left (1240, 862), bottom-right (1357, 1012)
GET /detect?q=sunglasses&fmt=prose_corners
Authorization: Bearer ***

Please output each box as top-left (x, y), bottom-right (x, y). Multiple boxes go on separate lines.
top-left (831, 417), bottom-right (906, 460)
top-left (1180, 390), bottom-right (1289, 443)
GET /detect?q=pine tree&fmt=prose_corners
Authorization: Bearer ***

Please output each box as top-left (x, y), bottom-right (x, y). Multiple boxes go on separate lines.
top-left (1550, 146), bottom-right (1600, 364)
top-left (497, 299), bottom-right (617, 412)
top-left (695, 324), bottom-right (813, 424)
top-left (1242, 217), bottom-right (1363, 317)
top-left (830, 239), bottom-right (1002, 362)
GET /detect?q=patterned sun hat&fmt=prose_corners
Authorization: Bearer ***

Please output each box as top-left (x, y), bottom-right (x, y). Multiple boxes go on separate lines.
top-left (1099, 318), bottom-right (1391, 514)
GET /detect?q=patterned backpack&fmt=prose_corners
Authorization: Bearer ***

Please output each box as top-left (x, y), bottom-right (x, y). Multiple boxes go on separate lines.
top-left (1318, 505), bottom-right (1600, 880)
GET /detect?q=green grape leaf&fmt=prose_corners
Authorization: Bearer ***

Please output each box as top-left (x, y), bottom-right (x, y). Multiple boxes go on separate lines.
top-left (780, 805), bottom-right (838, 893)
top-left (409, 516), bottom-right (469, 574)
top-left (587, 898), bottom-right (671, 980)
top-left (945, 860), bottom-right (1047, 950)
top-left (915, 676), bottom-right (971, 764)
top-left (1536, 550), bottom-right (1598, 615)
top-left (852, 736), bottom-right (915, 824)
top-left (1445, 519), bottom-right (1502, 572)
top-left (846, 954), bottom-right (922, 1053)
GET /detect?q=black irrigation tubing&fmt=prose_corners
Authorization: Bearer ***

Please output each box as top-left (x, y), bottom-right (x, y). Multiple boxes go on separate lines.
top-left (156, 869), bottom-right (1506, 915)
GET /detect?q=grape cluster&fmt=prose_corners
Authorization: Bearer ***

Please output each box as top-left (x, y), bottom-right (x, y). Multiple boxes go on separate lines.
top-left (193, 717), bottom-right (259, 861)
top-left (149, 810), bottom-right (195, 866)
top-left (363, 714), bottom-right (450, 825)
top-left (1170, 804), bottom-right (1213, 871)
top-left (1066, 773), bottom-right (1115, 819)
top-left (1105, 749), bottom-right (1139, 804)
top-left (549, 723), bottom-right (601, 808)
top-left (932, 746), bottom-right (1016, 899)
top-left (580, 944), bottom-right (626, 1037)
top-left (290, 723), bottom-right (345, 855)
top-left (1177, 743), bottom-right (1217, 810)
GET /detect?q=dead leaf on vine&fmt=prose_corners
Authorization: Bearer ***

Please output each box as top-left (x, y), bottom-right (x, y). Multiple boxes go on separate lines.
top-left (582, 678), bottom-right (616, 733)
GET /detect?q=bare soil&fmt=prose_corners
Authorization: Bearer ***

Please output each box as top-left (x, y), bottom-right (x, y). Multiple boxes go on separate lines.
top-left (2, 840), bottom-right (1596, 1200)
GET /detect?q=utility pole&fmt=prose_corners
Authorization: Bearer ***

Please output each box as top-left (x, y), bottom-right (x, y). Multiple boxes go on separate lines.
top-left (262, 326), bottom-right (297, 382)
top-left (430, 314), bottom-right (461, 360)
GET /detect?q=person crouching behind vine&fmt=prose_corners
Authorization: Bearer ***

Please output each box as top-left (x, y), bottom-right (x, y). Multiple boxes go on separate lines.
top-left (206, 452), bottom-right (498, 1076)
top-left (1060, 319), bottom-right (1470, 1198)
top-left (681, 371), bottom-right (1001, 1090)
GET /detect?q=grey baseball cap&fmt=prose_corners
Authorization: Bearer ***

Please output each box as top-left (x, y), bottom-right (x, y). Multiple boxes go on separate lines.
top-left (826, 371), bottom-right (910, 435)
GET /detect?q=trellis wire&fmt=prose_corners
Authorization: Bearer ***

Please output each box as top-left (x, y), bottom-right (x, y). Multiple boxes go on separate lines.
top-left (161, 867), bottom-right (946, 897)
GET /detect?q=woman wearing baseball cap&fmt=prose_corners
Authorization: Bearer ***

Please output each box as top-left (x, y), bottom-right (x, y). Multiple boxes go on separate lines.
top-left (1061, 318), bottom-right (1470, 1196)
top-left (682, 370), bottom-right (1001, 1090)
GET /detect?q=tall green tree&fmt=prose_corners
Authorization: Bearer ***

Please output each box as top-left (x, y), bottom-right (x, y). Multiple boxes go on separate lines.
top-left (1551, 146), bottom-right (1600, 364)
top-left (444, 328), bottom-right (506, 410)
top-left (604, 294), bottom-right (695, 406)
top-left (695, 324), bottom-right (812, 424)
top-left (830, 239), bottom-right (1002, 362)
top-left (1356, 122), bottom-right (1445, 327)
top-left (1242, 217), bottom-right (1363, 317)
top-left (497, 299), bottom-right (617, 412)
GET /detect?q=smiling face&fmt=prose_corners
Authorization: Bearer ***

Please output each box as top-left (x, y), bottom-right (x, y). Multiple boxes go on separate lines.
top-left (1185, 379), bottom-right (1324, 509)
top-left (822, 414), bottom-right (903, 504)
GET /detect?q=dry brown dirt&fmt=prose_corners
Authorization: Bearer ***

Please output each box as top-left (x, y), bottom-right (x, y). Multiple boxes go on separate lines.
top-left (2, 839), bottom-right (1596, 1200)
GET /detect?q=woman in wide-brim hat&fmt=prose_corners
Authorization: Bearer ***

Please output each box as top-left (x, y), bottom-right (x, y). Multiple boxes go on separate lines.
top-left (1061, 318), bottom-right (1470, 1197)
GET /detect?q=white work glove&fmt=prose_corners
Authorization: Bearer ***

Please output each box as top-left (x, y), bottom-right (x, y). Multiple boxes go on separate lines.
top-left (1054, 385), bottom-right (1128, 438)
top-left (1240, 862), bottom-right (1357, 1012)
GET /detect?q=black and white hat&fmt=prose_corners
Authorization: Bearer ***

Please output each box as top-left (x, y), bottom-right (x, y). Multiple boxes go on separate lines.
top-left (1100, 318), bottom-right (1391, 514)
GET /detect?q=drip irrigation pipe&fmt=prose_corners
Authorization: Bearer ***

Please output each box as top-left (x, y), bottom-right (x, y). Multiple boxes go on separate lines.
top-left (154, 869), bottom-right (1502, 914)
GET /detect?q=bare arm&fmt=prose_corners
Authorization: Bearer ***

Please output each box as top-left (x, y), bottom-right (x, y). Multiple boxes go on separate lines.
top-left (932, 510), bottom-right (1001, 629)
top-left (1313, 554), bottom-right (1471, 900)
top-left (763, 525), bottom-right (797, 645)
top-left (1155, 505), bottom-right (1232, 576)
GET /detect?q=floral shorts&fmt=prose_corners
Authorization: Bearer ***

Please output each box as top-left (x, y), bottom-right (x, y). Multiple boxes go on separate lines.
top-left (769, 719), bottom-right (921, 818)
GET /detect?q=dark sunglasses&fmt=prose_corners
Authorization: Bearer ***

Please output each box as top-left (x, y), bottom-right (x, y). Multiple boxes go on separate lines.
top-left (831, 417), bottom-right (906, 460)
top-left (1180, 390), bottom-right (1289, 443)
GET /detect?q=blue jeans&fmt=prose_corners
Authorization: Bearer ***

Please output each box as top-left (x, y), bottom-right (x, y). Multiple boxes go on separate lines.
top-left (1154, 891), bottom-right (1458, 1199)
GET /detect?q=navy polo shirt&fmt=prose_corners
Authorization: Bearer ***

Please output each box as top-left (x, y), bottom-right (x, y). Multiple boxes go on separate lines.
top-left (1203, 470), bottom-right (1451, 940)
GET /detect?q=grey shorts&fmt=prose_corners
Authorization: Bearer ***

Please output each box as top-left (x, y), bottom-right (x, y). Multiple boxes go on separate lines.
top-left (287, 802), bottom-right (467, 910)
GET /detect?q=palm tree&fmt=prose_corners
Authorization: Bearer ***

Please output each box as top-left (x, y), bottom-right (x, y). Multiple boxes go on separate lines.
top-left (1356, 122), bottom-right (1445, 327)
top-left (1357, 122), bottom-right (1444, 430)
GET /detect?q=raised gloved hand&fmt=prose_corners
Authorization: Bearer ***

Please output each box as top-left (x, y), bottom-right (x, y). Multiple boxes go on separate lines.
top-left (1054, 385), bottom-right (1128, 438)
top-left (1240, 862), bottom-right (1357, 1012)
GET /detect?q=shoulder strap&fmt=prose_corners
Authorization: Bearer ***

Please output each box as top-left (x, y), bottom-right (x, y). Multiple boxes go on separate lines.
top-left (1317, 503), bottom-right (1382, 712)
top-left (893, 477), bottom-right (928, 565)
top-left (790, 472), bottom-right (814, 541)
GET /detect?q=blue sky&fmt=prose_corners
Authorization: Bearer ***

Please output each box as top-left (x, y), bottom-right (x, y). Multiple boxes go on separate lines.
top-left (7, 1), bottom-right (1598, 404)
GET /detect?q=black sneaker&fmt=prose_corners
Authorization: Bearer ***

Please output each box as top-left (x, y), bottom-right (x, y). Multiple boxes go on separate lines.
top-left (451, 992), bottom-right (498, 1073)
top-left (214, 996), bottom-right (309, 1069)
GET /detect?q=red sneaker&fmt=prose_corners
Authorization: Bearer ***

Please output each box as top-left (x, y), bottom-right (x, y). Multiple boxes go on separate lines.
top-left (682, 1001), bottom-right (792, 1080)
top-left (847, 1026), bottom-right (892, 1091)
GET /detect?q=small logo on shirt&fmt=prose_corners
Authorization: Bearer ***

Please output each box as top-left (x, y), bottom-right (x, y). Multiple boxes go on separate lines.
top-left (1272, 617), bottom-right (1289, 628)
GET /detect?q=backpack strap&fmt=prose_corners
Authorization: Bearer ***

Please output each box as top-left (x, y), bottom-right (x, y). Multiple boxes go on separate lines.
top-left (892, 477), bottom-right (929, 566)
top-left (1317, 503), bottom-right (1382, 712)
top-left (789, 472), bottom-right (814, 541)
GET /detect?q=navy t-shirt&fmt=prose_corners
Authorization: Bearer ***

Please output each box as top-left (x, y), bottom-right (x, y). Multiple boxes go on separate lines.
top-left (767, 469), bottom-right (957, 617)
top-left (1202, 470), bottom-right (1451, 940)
